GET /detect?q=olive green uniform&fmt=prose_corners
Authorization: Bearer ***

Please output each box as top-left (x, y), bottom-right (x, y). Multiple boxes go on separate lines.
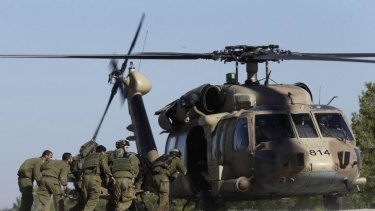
top-left (134, 154), bottom-right (150, 191)
top-left (111, 150), bottom-right (140, 211)
top-left (37, 160), bottom-right (70, 211)
top-left (152, 156), bottom-right (187, 211)
top-left (82, 152), bottom-right (113, 211)
top-left (134, 154), bottom-right (151, 210)
top-left (17, 157), bottom-right (44, 211)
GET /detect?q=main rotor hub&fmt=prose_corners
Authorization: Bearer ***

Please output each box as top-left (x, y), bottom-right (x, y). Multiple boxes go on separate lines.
top-left (215, 44), bottom-right (289, 64)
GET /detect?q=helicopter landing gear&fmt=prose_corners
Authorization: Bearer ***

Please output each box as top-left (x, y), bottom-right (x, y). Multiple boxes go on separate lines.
top-left (323, 194), bottom-right (345, 210)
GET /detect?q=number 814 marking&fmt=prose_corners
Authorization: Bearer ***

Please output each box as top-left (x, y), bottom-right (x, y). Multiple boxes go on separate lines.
top-left (309, 149), bottom-right (331, 156)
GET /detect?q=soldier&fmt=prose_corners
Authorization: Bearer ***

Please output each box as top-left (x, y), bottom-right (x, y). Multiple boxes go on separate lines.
top-left (133, 153), bottom-right (151, 210)
top-left (71, 140), bottom-right (98, 193)
top-left (81, 145), bottom-right (115, 211)
top-left (69, 140), bottom-right (98, 211)
top-left (17, 150), bottom-right (53, 211)
top-left (111, 139), bottom-right (140, 211)
top-left (107, 139), bottom-right (132, 165)
top-left (111, 140), bottom-right (148, 193)
top-left (37, 152), bottom-right (73, 211)
top-left (152, 148), bottom-right (187, 211)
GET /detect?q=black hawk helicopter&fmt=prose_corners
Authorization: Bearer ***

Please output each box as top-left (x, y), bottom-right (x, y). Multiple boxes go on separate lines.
top-left (1, 14), bottom-right (374, 210)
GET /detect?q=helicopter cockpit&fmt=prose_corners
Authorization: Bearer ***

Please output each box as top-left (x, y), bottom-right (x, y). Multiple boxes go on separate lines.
top-left (254, 107), bottom-right (354, 144)
top-left (255, 113), bottom-right (295, 146)
top-left (314, 112), bottom-right (354, 141)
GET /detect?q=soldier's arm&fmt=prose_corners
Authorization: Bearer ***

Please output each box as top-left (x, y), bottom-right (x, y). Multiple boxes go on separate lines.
top-left (100, 155), bottom-right (113, 177)
top-left (59, 162), bottom-right (68, 186)
top-left (131, 156), bottom-right (140, 177)
top-left (33, 158), bottom-right (43, 184)
top-left (100, 155), bottom-right (116, 184)
top-left (176, 159), bottom-right (188, 175)
top-left (67, 166), bottom-right (75, 182)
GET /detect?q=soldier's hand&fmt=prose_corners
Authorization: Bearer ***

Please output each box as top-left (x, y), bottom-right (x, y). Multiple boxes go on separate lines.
top-left (63, 186), bottom-right (68, 196)
top-left (171, 172), bottom-right (180, 181)
top-left (135, 189), bottom-right (144, 194)
top-left (110, 176), bottom-right (116, 185)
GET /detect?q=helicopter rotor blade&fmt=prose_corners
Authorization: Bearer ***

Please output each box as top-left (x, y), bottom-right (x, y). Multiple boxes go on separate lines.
top-left (91, 86), bottom-right (117, 141)
top-left (0, 52), bottom-right (215, 60)
top-left (108, 58), bottom-right (118, 82)
top-left (92, 73), bottom-right (127, 140)
top-left (257, 52), bottom-right (375, 64)
top-left (120, 13), bottom-right (145, 73)
top-left (108, 61), bottom-right (127, 104)
top-left (91, 14), bottom-right (146, 140)
top-left (118, 80), bottom-right (127, 104)
top-left (1, 44), bottom-right (375, 64)
top-left (1, 52), bottom-right (375, 63)
top-left (301, 53), bottom-right (375, 58)
top-left (106, 12), bottom-right (145, 110)
top-left (110, 58), bottom-right (118, 70)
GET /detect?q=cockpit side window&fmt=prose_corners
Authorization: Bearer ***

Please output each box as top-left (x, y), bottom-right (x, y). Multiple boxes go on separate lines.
top-left (255, 114), bottom-right (295, 145)
top-left (212, 119), bottom-right (228, 163)
top-left (315, 113), bottom-right (354, 141)
top-left (211, 121), bottom-right (221, 163)
top-left (233, 118), bottom-right (249, 151)
top-left (291, 113), bottom-right (318, 138)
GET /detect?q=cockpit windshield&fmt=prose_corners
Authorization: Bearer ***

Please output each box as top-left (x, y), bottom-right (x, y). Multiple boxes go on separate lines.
top-left (291, 113), bottom-right (318, 138)
top-left (254, 112), bottom-right (354, 143)
top-left (314, 113), bottom-right (354, 141)
top-left (255, 114), bottom-right (295, 145)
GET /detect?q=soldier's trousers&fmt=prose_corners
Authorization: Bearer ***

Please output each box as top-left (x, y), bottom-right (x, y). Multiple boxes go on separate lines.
top-left (113, 177), bottom-right (135, 211)
top-left (37, 176), bottom-right (64, 211)
top-left (82, 174), bottom-right (102, 211)
top-left (18, 177), bottom-right (34, 211)
top-left (152, 175), bottom-right (170, 211)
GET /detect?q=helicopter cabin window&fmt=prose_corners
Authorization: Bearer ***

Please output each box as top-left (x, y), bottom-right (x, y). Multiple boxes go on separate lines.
top-left (233, 118), bottom-right (249, 151)
top-left (314, 113), bottom-right (354, 141)
top-left (255, 114), bottom-right (295, 145)
top-left (291, 113), bottom-right (318, 138)
top-left (212, 119), bottom-right (230, 163)
top-left (211, 128), bottom-right (219, 162)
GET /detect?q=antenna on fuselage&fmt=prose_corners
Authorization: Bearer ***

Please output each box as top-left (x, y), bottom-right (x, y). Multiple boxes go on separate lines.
top-left (264, 62), bottom-right (271, 86)
top-left (138, 30), bottom-right (148, 71)
top-left (327, 96), bottom-right (338, 105)
top-left (319, 86), bottom-right (321, 104)
top-left (235, 59), bottom-right (239, 84)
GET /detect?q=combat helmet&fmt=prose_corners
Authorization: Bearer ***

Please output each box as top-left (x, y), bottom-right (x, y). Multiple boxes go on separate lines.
top-left (116, 139), bottom-right (129, 149)
top-left (169, 148), bottom-right (182, 157)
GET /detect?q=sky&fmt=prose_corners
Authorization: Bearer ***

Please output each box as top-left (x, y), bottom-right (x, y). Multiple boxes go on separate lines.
top-left (0, 0), bottom-right (375, 208)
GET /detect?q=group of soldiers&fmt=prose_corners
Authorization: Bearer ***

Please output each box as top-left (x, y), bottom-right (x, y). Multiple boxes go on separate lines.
top-left (17, 139), bottom-right (187, 211)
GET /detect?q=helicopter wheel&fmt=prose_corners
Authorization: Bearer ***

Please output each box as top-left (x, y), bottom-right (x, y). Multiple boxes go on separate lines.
top-left (323, 194), bottom-right (345, 210)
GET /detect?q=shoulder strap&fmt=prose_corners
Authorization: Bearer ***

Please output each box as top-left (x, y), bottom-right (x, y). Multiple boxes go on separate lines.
top-left (126, 152), bottom-right (136, 159)
top-left (152, 155), bottom-right (174, 168)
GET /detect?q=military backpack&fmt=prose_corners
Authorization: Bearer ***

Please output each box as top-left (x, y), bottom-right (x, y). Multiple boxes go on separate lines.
top-left (82, 153), bottom-right (100, 170)
top-left (71, 140), bottom-right (98, 178)
top-left (152, 155), bottom-right (174, 170)
top-left (111, 152), bottom-right (136, 174)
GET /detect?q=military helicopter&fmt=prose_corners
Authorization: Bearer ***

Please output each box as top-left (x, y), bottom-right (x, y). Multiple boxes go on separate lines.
top-left (1, 15), bottom-right (374, 210)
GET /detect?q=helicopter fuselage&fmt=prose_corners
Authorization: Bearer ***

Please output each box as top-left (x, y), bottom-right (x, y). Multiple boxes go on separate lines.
top-left (159, 83), bottom-right (365, 200)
